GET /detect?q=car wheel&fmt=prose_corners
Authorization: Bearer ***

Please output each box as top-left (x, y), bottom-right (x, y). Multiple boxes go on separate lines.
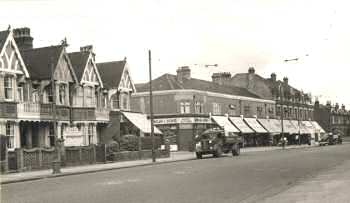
top-left (196, 152), bottom-right (202, 159)
top-left (214, 145), bottom-right (222, 157)
top-left (232, 144), bottom-right (240, 156)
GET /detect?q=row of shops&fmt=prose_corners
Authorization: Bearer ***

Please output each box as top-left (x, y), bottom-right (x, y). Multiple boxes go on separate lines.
top-left (153, 115), bottom-right (326, 151)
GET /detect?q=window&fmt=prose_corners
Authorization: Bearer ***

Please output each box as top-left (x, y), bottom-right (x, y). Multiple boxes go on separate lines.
top-left (257, 106), bottom-right (263, 117)
top-left (111, 93), bottom-right (119, 109)
top-left (59, 84), bottom-right (67, 105)
top-left (32, 89), bottom-right (39, 103)
top-left (76, 87), bottom-right (84, 106)
top-left (5, 122), bottom-right (14, 149)
top-left (195, 101), bottom-right (203, 113)
top-left (17, 87), bottom-right (23, 102)
top-left (180, 102), bottom-right (191, 114)
top-left (276, 106), bottom-right (281, 116)
top-left (4, 76), bottom-right (13, 100)
top-left (49, 124), bottom-right (55, 147)
top-left (213, 103), bottom-right (221, 115)
top-left (103, 94), bottom-right (108, 108)
top-left (88, 124), bottom-right (93, 145)
top-left (122, 93), bottom-right (129, 110)
top-left (84, 86), bottom-right (94, 106)
top-left (243, 105), bottom-right (251, 116)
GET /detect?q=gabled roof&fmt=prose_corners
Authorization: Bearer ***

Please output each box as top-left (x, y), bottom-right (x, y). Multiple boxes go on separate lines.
top-left (136, 74), bottom-right (261, 99)
top-left (68, 51), bottom-right (103, 87)
top-left (20, 45), bottom-right (63, 80)
top-left (68, 51), bottom-right (90, 81)
top-left (0, 30), bottom-right (10, 51)
top-left (97, 60), bottom-right (126, 89)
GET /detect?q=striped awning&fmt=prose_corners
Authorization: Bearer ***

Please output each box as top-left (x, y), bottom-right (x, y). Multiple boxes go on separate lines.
top-left (258, 119), bottom-right (281, 134)
top-left (211, 116), bottom-right (240, 133)
top-left (311, 121), bottom-right (326, 133)
top-left (244, 118), bottom-right (268, 133)
top-left (229, 117), bottom-right (254, 133)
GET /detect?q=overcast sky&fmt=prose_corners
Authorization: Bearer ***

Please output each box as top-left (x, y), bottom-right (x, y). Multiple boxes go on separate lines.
top-left (1, 0), bottom-right (349, 107)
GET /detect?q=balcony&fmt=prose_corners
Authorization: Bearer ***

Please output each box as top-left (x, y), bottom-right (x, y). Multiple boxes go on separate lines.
top-left (17, 102), bottom-right (40, 120)
top-left (40, 104), bottom-right (70, 121)
top-left (95, 108), bottom-right (110, 122)
top-left (0, 101), bottom-right (17, 119)
top-left (72, 107), bottom-right (96, 121)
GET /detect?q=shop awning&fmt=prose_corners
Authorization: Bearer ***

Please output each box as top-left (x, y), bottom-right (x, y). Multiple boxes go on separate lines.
top-left (122, 112), bottom-right (162, 134)
top-left (302, 121), bottom-right (317, 134)
top-left (311, 121), bottom-right (326, 133)
top-left (258, 119), bottom-right (280, 134)
top-left (244, 118), bottom-right (268, 133)
top-left (282, 120), bottom-right (298, 134)
top-left (290, 120), bottom-right (310, 134)
top-left (211, 116), bottom-right (240, 133)
top-left (229, 117), bottom-right (254, 133)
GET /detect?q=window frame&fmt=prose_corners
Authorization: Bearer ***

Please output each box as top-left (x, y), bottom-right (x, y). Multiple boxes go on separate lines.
top-left (4, 75), bottom-right (14, 101)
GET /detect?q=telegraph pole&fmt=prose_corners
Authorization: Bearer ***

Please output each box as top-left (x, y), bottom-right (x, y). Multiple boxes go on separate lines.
top-left (51, 57), bottom-right (61, 173)
top-left (149, 50), bottom-right (156, 163)
top-left (279, 84), bottom-right (285, 149)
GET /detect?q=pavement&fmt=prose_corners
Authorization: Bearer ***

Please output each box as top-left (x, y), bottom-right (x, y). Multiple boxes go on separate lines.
top-left (2, 144), bottom-right (350, 203)
top-left (0, 144), bottom-right (336, 185)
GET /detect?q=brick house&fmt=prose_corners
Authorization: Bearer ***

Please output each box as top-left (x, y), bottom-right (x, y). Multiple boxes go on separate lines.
top-left (314, 101), bottom-right (350, 137)
top-left (131, 66), bottom-right (275, 150)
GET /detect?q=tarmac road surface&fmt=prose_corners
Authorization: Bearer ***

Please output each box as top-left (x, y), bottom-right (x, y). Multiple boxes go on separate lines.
top-left (2, 144), bottom-right (350, 203)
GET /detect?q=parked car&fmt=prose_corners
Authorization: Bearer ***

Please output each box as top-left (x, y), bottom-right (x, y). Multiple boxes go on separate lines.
top-left (319, 133), bottom-right (342, 146)
top-left (195, 128), bottom-right (242, 159)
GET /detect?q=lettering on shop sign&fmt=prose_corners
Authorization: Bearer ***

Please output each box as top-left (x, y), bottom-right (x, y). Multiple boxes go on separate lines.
top-left (154, 117), bottom-right (212, 125)
top-left (63, 127), bottom-right (83, 137)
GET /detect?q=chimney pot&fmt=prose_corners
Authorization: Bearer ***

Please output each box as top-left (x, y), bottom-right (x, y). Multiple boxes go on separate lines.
top-left (248, 67), bottom-right (255, 74)
top-left (177, 66), bottom-right (191, 83)
top-left (13, 27), bottom-right (33, 50)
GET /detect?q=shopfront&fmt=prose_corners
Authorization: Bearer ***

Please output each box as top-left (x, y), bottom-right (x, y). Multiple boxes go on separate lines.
top-left (154, 115), bottom-right (213, 151)
top-left (244, 118), bottom-right (269, 146)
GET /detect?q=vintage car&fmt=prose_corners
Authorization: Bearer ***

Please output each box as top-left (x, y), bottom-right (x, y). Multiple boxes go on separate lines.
top-left (319, 133), bottom-right (342, 146)
top-left (195, 128), bottom-right (242, 159)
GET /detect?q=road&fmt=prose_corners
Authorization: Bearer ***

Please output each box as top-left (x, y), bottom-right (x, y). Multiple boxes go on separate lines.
top-left (2, 145), bottom-right (350, 203)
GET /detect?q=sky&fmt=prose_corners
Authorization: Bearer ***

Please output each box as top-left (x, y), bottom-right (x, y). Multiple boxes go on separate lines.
top-left (1, 0), bottom-right (349, 108)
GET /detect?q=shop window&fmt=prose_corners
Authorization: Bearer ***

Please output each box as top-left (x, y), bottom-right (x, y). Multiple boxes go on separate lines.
top-left (5, 122), bottom-right (14, 149)
top-left (4, 75), bottom-right (13, 100)
top-left (213, 103), bottom-right (221, 115)
top-left (180, 102), bottom-right (191, 114)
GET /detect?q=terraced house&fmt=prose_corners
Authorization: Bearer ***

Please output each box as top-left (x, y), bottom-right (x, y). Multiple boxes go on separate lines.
top-left (0, 27), bottom-right (111, 150)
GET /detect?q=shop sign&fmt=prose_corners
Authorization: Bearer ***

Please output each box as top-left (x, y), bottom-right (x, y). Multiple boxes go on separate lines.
top-left (154, 117), bottom-right (212, 125)
top-left (63, 126), bottom-right (83, 137)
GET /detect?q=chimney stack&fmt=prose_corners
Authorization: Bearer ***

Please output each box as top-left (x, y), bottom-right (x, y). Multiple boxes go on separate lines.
top-left (80, 45), bottom-right (93, 53)
top-left (212, 72), bottom-right (231, 85)
top-left (270, 73), bottom-right (276, 82)
top-left (176, 66), bottom-right (191, 83)
top-left (13, 27), bottom-right (33, 50)
top-left (248, 67), bottom-right (255, 74)
top-left (283, 77), bottom-right (288, 85)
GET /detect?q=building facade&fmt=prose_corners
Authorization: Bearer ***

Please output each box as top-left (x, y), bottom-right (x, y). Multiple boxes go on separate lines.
top-left (314, 101), bottom-right (350, 137)
top-left (131, 66), bottom-right (276, 150)
top-left (228, 67), bottom-right (314, 121)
